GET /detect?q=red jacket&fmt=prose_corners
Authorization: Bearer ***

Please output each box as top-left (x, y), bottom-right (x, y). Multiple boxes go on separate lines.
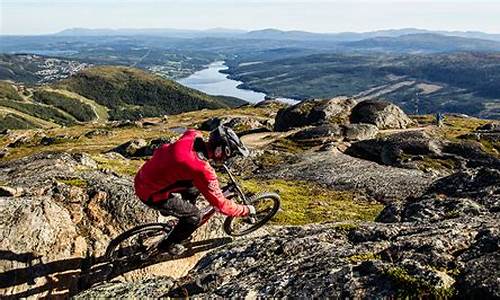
top-left (134, 129), bottom-right (249, 217)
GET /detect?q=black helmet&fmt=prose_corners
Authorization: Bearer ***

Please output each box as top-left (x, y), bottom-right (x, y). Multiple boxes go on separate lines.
top-left (209, 125), bottom-right (250, 158)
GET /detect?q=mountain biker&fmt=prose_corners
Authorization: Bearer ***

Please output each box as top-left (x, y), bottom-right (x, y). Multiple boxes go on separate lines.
top-left (134, 125), bottom-right (256, 255)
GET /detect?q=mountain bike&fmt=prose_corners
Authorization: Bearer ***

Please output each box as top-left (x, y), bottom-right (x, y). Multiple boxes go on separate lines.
top-left (105, 163), bottom-right (280, 263)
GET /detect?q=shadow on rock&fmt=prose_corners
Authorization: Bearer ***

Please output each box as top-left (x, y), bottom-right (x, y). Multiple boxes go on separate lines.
top-left (0, 237), bottom-right (232, 299)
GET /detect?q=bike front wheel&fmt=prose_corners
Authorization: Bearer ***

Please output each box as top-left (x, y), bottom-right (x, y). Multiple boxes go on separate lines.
top-left (223, 192), bottom-right (280, 237)
top-left (105, 222), bottom-right (173, 262)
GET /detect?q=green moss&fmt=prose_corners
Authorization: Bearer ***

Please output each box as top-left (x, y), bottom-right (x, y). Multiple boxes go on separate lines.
top-left (59, 178), bottom-right (88, 188)
top-left (92, 155), bottom-right (144, 176)
top-left (476, 139), bottom-right (500, 157)
top-left (333, 223), bottom-right (359, 233)
top-left (269, 138), bottom-right (308, 153)
top-left (439, 116), bottom-right (489, 139)
top-left (347, 252), bottom-right (380, 263)
top-left (240, 179), bottom-right (383, 225)
top-left (255, 151), bottom-right (288, 169)
top-left (419, 157), bottom-right (459, 171)
top-left (386, 267), bottom-right (456, 298)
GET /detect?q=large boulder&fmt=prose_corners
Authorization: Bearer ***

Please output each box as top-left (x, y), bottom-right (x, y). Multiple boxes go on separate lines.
top-left (274, 97), bottom-right (356, 132)
top-left (108, 137), bottom-right (171, 157)
top-left (78, 213), bottom-right (498, 298)
top-left (199, 116), bottom-right (273, 134)
top-left (288, 123), bottom-right (379, 146)
top-left (109, 139), bottom-right (148, 157)
top-left (346, 130), bottom-right (500, 172)
top-left (350, 100), bottom-right (413, 129)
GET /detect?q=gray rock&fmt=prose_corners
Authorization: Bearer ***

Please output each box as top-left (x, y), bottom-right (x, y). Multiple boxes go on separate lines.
top-left (376, 167), bottom-right (499, 223)
top-left (199, 116), bottom-right (273, 134)
top-left (346, 130), bottom-right (500, 171)
top-left (274, 97), bottom-right (356, 131)
top-left (350, 100), bottom-right (413, 129)
top-left (108, 139), bottom-right (148, 157)
top-left (79, 209), bottom-right (498, 298)
top-left (6, 134), bottom-right (32, 148)
top-left (75, 277), bottom-right (176, 298)
top-left (0, 185), bottom-right (24, 197)
top-left (84, 129), bottom-right (113, 138)
top-left (343, 123), bottom-right (379, 141)
top-left (0, 152), bottom-right (225, 298)
top-left (0, 148), bottom-right (8, 158)
top-left (288, 124), bottom-right (344, 146)
top-left (254, 99), bottom-right (289, 110)
top-left (261, 150), bottom-right (434, 201)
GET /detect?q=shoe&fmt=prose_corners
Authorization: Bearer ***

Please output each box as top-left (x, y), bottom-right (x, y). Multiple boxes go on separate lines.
top-left (158, 239), bottom-right (186, 256)
top-left (167, 243), bottom-right (186, 256)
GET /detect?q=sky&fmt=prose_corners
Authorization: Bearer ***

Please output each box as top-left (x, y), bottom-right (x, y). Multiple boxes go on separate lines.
top-left (1, 0), bottom-right (499, 35)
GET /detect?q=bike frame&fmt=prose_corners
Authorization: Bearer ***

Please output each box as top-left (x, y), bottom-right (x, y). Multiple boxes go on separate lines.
top-left (197, 163), bottom-right (248, 227)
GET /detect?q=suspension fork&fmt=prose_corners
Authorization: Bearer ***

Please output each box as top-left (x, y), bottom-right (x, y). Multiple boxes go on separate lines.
top-left (223, 163), bottom-right (256, 223)
top-left (223, 163), bottom-right (249, 205)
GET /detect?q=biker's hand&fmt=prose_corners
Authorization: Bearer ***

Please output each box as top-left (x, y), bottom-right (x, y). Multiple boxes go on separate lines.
top-left (246, 205), bottom-right (256, 216)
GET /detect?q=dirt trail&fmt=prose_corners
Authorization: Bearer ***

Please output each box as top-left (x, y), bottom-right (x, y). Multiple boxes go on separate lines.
top-left (241, 131), bottom-right (293, 148)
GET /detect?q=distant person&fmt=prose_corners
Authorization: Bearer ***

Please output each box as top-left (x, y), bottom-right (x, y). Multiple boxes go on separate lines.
top-left (436, 112), bottom-right (445, 127)
top-left (134, 126), bottom-right (255, 255)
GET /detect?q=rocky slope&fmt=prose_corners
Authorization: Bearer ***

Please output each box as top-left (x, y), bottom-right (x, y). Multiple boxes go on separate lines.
top-left (0, 97), bottom-right (498, 298)
top-left (76, 167), bottom-right (499, 298)
top-left (0, 153), bottom-right (226, 298)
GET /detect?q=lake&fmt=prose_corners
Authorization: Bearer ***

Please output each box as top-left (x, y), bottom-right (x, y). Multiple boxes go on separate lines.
top-left (178, 61), bottom-right (298, 104)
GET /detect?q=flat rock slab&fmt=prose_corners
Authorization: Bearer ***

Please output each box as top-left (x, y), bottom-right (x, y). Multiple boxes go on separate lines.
top-left (264, 151), bottom-right (435, 201)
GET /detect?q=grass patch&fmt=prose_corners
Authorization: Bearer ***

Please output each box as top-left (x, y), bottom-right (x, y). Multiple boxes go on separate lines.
top-left (477, 139), bottom-right (500, 156)
top-left (385, 267), bottom-right (456, 298)
top-left (347, 252), bottom-right (381, 263)
top-left (0, 81), bottom-right (22, 101)
top-left (268, 138), bottom-right (308, 153)
top-left (418, 157), bottom-right (460, 171)
top-left (0, 113), bottom-right (38, 130)
top-left (438, 116), bottom-right (489, 139)
top-left (333, 223), bottom-right (359, 234)
top-left (92, 154), bottom-right (144, 176)
top-left (59, 178), bottom-right (88, 188)
top-left (254, 151), bottom-right (289, 169)
top-left (240, 179), bottom-right (383, 225)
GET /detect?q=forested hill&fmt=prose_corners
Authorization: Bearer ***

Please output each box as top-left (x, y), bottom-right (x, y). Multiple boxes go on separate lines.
top-left (56, 66), bottom-right (245, 120)
top-left (0, 66), bottom-right (246, 130)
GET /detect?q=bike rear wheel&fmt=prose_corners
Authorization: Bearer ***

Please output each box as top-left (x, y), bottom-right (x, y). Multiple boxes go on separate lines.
top-left (105, 223), bottom-right (173, 262)
top-left (223, 192), bottom-right (280, 237)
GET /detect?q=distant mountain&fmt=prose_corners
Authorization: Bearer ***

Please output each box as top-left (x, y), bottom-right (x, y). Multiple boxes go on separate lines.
top-left (344, 33), bottom-right (500, 52)
top-left (241, 28), bottom-right (500, 42)
top-left (51, 27), bottom-right (500, 42)
top-left (55, 28), bottom-right (245, 38)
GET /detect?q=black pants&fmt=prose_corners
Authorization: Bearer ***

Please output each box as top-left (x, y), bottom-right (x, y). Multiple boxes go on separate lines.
top-left (148, 187), bottom-right (201, 244)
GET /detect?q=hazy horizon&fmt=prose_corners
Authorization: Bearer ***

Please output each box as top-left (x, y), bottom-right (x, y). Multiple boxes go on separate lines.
top-left (1, 0), bottom-right (500, 35)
